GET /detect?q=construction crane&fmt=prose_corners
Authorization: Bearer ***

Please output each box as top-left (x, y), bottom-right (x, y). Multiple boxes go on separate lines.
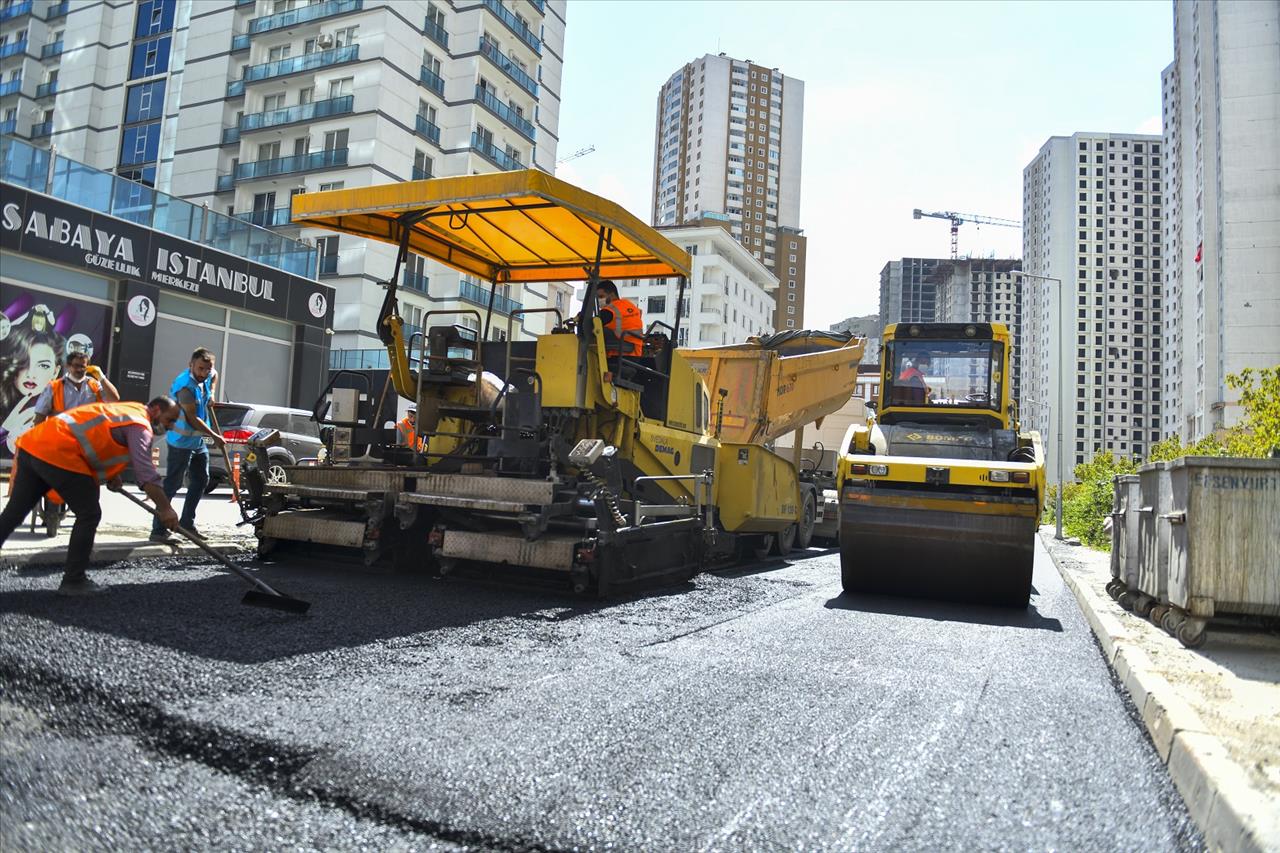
top-left (913, 208), bottom-right (1021, 259)
top-left (556, 145), bottom-right (596, 165)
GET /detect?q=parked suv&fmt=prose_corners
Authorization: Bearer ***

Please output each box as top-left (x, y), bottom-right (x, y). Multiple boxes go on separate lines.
top-left (206, 402), bottom-right (323, 493)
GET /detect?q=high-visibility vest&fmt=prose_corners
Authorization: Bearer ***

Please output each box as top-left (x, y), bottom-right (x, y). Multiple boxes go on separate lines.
top-left (16, 401), bottom-right (150, 483)
top-left (167, 368), bottom-right (212, 450)
top-left (397, 417), bottom-right (418, 449)
top-left (49, 376), bottom-right (104, 414)
top-left (603, 297), bottom-right (644, 356)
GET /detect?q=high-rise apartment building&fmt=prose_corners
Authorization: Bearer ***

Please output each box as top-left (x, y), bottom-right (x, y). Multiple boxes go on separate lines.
top-left (616, 222), bottom-right (777, 348)
top-left (650, 53), bottom-right (806, 331)
top-left (1022, 132), bottom-right (1164, 483)
top-left (1161, 0), bottom-right (1280, 441)
top-left (2, 0), bottom-right (569, 354)
top-left (878, 257), bottom-right (1025, 401)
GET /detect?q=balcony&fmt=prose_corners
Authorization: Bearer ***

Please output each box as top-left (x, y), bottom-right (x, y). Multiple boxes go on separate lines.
top-left (415, 114), bottom-right (440, 146)
top-left (231, 33), bottom-right (249, 52)
top-left (419, 64), bottom-right (443, 96)
top-left (35, 80), bottom-right (56, 98)
top-left (242, 44), bottom-right (358, 84)
top-left (318, 255), bottom-right (338, 275)
top-left (215, 174), bottom-right (235, 192)
top-left (43, 0), bottom-right (67, 21)
top-left (528, 0), bottom-right (544, 13)
top-left (1, 37), bottom-right (27, 59)
top-left (0, 79), bottom-right (22, 97)
top-left (411, 166), bottom-right (431, 180)
top-left (234, 206), bottom-right (293, 228)
top-left (475, 85), bottom-right (533, 140)
top-left (0, 0), bottom-right (31, 22)
top-left (479, 37), bottom-right (537, 97)
top-left (0, 117), bottom-right (13, 134)
top-left (248, 0), bottom-right (362, 35)
top-left (470, 132), bottom-right (522, 172)
top-left (481, 0), bottom-right (540, 55)
top-left (39, 40), bottom-right (61, 58)
top-left (459, 279), bottom-right (521, 315)
top-left (423, 18), bottom-right (448, 49)
top-left (235, 146), bottom-right (347, 181)
top-left (240, 95), bottom-right (353, 133)
top-left (221, 126), bottom-right (240, 144)
top-left (29, 120), bottom-right (51, 137)
top-left (227, 79), bottom-right (244, 97)
top-left (402, 269), bottom-right (429, 294)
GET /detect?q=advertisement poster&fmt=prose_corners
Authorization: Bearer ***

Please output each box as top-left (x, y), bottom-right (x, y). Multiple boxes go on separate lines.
top-left (0, 284), bottom-right (113, 460)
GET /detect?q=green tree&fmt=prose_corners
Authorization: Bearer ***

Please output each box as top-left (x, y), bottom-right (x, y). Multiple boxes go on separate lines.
top-left (1225, 365), bottom-right (1280, 457)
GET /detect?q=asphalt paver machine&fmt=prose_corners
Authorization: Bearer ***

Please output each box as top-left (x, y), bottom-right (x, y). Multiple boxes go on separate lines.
top-left (241, 172), bottom-right (863, 594)
top-left (836, 322), bottom-right (1045, 606)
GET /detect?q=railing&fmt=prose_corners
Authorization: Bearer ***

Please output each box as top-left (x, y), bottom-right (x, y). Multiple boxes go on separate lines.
top-left (231, 34), bottom-right (250, 52)
top-left (318, 255), bottom-right (338, 275)
top-left (423, 18), bottom-right (448, 49)
top-left (227, 79), bottom-right (245, 97)
top-left (35, 81), bottom-right (57, 98)
top-left (30, 120), bottom-right (51, 137)
top-left (0, 38), bottom-right (27, 59)
top-left (419, 64), bottom-right (444, 96)
top-left (459, 278), bottom-right (521, 314)
top-left (481, 0), bottom-right (540, 54)
top-left (242, 43), bottom-right (358, 84)
top-left (0, 135), bottom-right (318, 278)
top-left (470, 132), bottom-right (522, 172)
top-left (415, 114), bottom-right (440, 146)
top-left (527, 0), bottom-right (544, 13)
top-left (215, 174), bottom-right (235, 192)
top-left (479, 37), bottom-right (537, 96)
top-left (43, 0), bottom-right (67, 20)
top-left (330, 348), bottom-right (392, 370)
top-left (0, 79), bottom-right (23, 97)
top-left (0, 118), bottom-right (14, 135)
top-left (402, 269), bottom-right (429, 294)
top-left (235, 147), bottom-right (348, 180)
top-left (0, 0), bottom-right (31, 21)
top-left (39, 39), bottom-right (61, 58)
top-left (234, 206), bottom-right (293, 228)
top-left (236, 0), bottom-right (255, 6)
top-left (221, 126), bottom-right (240, 144)
top-left (475, 85), bottom-right (534, 140)
top-left (411, 166), bottom-right (431, 180)
top-left (248, 0), bottom-right (362, 35)
top-left (240, 95), bottom-right (353, 132)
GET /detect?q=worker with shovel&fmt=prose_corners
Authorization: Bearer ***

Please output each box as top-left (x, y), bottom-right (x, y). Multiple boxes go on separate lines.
top-left (0, 397), bottom-right (182, 596)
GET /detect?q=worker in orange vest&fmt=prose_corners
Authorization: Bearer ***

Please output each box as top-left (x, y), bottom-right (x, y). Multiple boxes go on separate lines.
top-left (397, 406), bottom-right (421, 451)
top-left (33, 350), bottom-right (120, 425)
top-left (596, 280), bottom-right (644, 357)
top-left (0, 398), bottom-right (182, 596)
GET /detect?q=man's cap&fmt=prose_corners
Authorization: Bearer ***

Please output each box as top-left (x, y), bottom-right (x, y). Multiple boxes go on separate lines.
top-left (407, 406), bottom-right (417, 413)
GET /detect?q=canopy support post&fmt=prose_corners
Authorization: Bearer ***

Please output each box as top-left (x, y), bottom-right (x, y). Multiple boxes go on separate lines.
top-left (575, 226), bottom-right (610, 409)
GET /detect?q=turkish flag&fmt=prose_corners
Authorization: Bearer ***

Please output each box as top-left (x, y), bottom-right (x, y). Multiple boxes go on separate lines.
top-left (1194, 242), bottom-right (1202, 263)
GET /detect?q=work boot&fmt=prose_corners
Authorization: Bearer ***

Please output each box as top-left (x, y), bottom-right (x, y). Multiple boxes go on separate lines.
top-left (149, 531), bottom-right (178, 544)
top-left (57, 577), bottom-right (105, 596)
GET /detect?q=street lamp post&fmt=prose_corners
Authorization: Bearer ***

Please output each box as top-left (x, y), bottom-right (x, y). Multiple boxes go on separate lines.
top-left (1017, 270), bottom-right (1065, 540)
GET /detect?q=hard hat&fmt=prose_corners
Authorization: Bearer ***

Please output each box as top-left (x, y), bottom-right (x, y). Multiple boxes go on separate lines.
top-left (407, 406), bottom-right (417, 413)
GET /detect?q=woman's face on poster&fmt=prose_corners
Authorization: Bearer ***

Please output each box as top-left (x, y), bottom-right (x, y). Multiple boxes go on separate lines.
top-left (16, 342), bottom-right (58, 396)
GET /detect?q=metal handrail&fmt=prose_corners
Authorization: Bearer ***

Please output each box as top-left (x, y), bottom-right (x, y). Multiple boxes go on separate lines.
top-left (503, 307), bottom-right (562, 384)
top-left (413, 310), bottom-right (484, 463)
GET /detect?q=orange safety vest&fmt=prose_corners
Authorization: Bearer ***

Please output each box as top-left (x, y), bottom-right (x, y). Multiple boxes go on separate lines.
top-left (16, 401), bottom-right (150, 483)
top-left (397, 417), bottom-right (419, 449)
top-left (604, 297), bottom-right (644, 356)
top-left (50, 376), bottom-right (104, 414)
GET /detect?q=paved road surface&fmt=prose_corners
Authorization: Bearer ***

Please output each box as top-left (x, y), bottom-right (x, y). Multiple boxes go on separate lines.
top-left (0, 536), bottom-right (1203, 850)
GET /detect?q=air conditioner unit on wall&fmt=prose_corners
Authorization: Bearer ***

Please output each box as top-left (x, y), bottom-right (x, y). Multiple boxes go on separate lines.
top-left (317, 33), bottom-right (334, 48)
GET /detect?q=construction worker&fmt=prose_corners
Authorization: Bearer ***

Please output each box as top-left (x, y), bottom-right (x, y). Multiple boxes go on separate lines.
top-left (595, 280), bottom-right (644, 357)
top-left (33, 350), bottom-right (120, 424)
top-left (151, 347), bottom-right (224, 544)
top-left (397, 406), bottom-right (420, 450)
top-left (895, 353), bottom-right (932, 406)
top-left (0, 397), bottom-right (182, 596)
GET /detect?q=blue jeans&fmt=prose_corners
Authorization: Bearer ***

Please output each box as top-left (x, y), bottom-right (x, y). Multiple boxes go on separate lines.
top-left (153, 446), bottom-right (209, 534)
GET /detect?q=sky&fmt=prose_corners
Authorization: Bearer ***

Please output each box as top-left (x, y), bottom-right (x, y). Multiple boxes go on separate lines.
top-left (555, 0), bottom-right (1174, 326)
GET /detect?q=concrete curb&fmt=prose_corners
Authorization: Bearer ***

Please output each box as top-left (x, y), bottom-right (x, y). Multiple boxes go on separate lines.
top-left (1042, 531), bottom-right (1278, 853)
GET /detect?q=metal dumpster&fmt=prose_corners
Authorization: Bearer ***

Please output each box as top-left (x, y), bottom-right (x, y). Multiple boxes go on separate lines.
top-left (1132, 461), bottom-right (1172, 618)
top-left (1107, 474), bottom-right (1141, 604)
top-left (1163, 457), bottom-right (1280, 647)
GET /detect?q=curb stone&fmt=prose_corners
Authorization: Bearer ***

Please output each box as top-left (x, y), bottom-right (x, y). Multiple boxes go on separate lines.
top-left (1039, 529), bottom-right (1279, 853)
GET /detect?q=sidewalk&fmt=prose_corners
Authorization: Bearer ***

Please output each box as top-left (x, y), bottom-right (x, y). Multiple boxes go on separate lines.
top-left (1041, 528), bottom-right (1280, 853)
top-left (2, 486), bottom-right (254, 568)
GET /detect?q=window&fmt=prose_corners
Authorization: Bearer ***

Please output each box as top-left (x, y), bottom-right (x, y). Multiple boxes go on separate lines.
top-left (334, 26), bottom-right (358, 48)
top-left (119, 122), bottom-right (162, 165)
top-left (298, 87), bottom-right (314, 104)
top-left (787, 306), bottom-right (796, 315)
top-left (262, 93), bottom-right (285, 111)
top-left (317, 181), bottom-right (345, 192)
top-left (135, 0), bottom-right (175, 38)
top-left (129, 36), bottom-right (171, 79)
top-left (267, 44), bottom-right (291, 63)
top-left (323, 129), bottom-right (348, 151)
top-left (124, 80), bottom-right (165, 123)
top-left (328, 77), bottom-right (353, 98)
top-left (413, 150), bottom-right (432, 179)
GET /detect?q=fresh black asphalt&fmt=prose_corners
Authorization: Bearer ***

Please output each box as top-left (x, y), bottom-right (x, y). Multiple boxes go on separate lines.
top-left (0, 540), bottom-right (1204, 851)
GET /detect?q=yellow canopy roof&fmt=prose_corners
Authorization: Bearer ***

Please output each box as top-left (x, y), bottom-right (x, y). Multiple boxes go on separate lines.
top-left (290, 170), bottom-right (691, 283)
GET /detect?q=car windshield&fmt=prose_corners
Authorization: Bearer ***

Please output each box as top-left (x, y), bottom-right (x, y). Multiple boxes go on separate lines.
top-left (883, 340), bottom-right (1004, 411)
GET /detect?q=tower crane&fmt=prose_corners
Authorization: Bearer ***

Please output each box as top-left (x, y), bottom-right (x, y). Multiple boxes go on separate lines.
top-left (556, 145), bottom-right (596, 166)
top-left (913, 208), bottom-right (1021, 259)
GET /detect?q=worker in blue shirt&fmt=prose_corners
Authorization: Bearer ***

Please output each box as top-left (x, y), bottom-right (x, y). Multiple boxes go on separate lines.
top-left (150, 347), bottom-right (225, 543)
